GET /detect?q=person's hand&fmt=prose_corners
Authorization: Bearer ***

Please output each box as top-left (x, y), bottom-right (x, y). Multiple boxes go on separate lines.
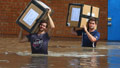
top-left (71, 27), bottom-right (76, 31)
top-left (71, 27), bottom-right (77, 35)
top-left (47, 8), bottom-right (51, 15)
top-left (83, 25), bottom-right (87, 32)
top-left (46, 8), bottom-right (55, 29)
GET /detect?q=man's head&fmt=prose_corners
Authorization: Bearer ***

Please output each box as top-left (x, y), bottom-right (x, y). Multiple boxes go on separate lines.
top-left (39, 20), bottom-right (48, 32)
top-left (87, 17), bottom-right (97, 30)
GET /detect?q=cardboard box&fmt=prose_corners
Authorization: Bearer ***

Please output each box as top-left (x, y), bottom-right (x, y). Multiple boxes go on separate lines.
top-left (16, 0), bottom-right (51, 33)
top-left (66, 3), bottom-right (100, 28)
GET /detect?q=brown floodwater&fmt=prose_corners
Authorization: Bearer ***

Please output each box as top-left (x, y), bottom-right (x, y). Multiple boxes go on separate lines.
top-left (0, 37), bottom-right (120, 68)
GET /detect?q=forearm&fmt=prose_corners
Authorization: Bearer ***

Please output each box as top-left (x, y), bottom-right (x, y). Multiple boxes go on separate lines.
top-left (85, 30), bottom-right (97, 42)
top-left (18, 28), bottom-right (23, 42)
top-left (48, 14), bottom-right (55, 28)
top-left (19, 37), bottom-right (28, 43)
top-left (18, 28), bottom-right (28, 43)
top-left (71, 27), bottom-right (77, 35)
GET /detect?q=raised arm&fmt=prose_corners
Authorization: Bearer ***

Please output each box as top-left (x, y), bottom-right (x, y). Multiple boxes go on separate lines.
top-left (71, 27), bottom-right (83, 36)
top-left (83, 25), bottom-right (97, 42)
top-left (47, 9), bottom-right (55, 28)
top-left (18, 28), bottom-right (28, 43)
top-left (71, 27), bottom-right (77, 35)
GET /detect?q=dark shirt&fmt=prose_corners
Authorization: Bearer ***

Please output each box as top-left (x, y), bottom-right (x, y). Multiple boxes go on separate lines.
top-left (76, 29), bottom-right (100, 47)
top-left (26, 33), bottom-right (50, 54)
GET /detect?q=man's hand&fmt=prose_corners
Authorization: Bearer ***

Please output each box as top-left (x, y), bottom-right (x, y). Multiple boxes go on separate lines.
top-left (71, 27), bottom-right (76, 31)
top-left (18, 28), bottom-right (28, 43)
top-left (83, 25), bottom-right (87, 32)
top-left (47, 8), bottom-right (55, 29)
top-left (47, 8), bottom-right (51, 16)
top-left (71, 27), bottom-right (77, 35)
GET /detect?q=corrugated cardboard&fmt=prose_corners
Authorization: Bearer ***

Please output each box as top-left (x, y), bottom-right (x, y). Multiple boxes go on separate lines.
top-left (67, 4), bottom-right (83, 27)
top-left (66, 3), bottom-right (100, 28)
top-left (16, 0), bottom-right (51, 33)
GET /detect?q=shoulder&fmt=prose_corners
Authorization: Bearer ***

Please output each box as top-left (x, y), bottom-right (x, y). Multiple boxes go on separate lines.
top-left (94, 30), bottom-right (100, 34)
top-left (43, 32), bottom-right (50, 40)
top-left (38, 32), bottom-right (49, 38)
top-left (26, 33), bottom-right (37, 37)
top-left (28, 33), bottom-right (37, 35)
top-left (93, 30), bottom-right (100, 37)
top-left (93, 30), bottom-right (100, 40)
top-left (44, 32), bottom-right (49, 37)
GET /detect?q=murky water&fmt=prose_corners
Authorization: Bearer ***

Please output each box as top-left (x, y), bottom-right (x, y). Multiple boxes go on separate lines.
top-left (0, 38), bottom-right (120, 68)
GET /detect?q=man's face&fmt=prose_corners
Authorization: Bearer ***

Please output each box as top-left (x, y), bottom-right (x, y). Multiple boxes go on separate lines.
top-left (89, 21), bottom-right (96, 30)
top-left (39, 23), bottom-right (47, 32)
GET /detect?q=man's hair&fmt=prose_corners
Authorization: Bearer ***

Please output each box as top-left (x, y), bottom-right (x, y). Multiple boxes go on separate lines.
top-left (40, 20), bottom-right (48, 28)
top-left (87, 17), bottom-right (97, 24)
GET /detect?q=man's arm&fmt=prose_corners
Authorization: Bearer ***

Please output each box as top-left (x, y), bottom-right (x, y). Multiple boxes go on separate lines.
top-left (47, 9), bottom-right (55, 37)
top-left (83, 25), bottom-right (97, 42)
top-left (18, 28), bottom-right (29, 43)
top-left (71, 27), bottom-right (77, 35)
top-left (47, 10), bottom-right (55, 29)
top-left (71, 27), bottom-right (83, 36)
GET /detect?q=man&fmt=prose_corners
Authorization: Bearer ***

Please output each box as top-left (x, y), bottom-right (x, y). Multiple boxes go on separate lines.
top-left (19, 10), bottom-right (55, 54)
top-left (71, 17), bottom-right (100, 47)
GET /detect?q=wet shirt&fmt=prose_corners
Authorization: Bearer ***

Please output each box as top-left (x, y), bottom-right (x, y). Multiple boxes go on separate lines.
top-left (26, 33), bottom-right (50, 54)
top-left (76, 29), bottom-right (100, 47)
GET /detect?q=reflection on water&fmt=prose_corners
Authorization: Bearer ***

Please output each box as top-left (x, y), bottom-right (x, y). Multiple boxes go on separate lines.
top-left (0, 48), bottom-right (108, 68)
top-left (0, 39), bottom-right (120, 68)
top-left (24, 56), bottom-right (48, 68)
top-left (68, 56), bottom-right (98, 68)
top-left (108, 49), bottom-right (120, 68)
top-left (0, 53), bottom-right (31, 68)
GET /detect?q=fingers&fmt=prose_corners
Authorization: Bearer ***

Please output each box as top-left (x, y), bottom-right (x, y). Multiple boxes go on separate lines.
top-left (71, 27), bottom-right (76, 31)
top-left (83, 25), bottom-right (87, 31)
top-left (48, 9), bottom-right (51, 13)
top-left (83, 25), bottom-right (86, 29)
top-left (47, 9), bottom-right (51, 16)
top-left (46, 8), bottom-right (51, 14)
